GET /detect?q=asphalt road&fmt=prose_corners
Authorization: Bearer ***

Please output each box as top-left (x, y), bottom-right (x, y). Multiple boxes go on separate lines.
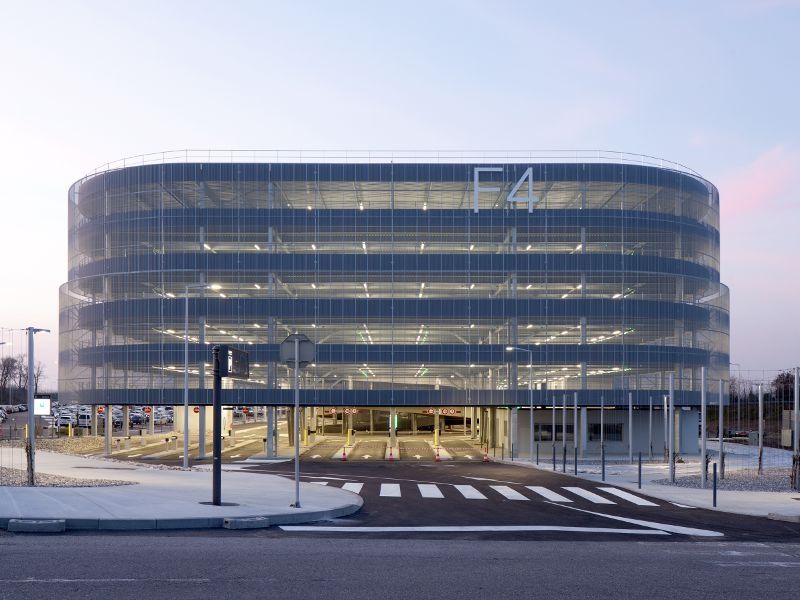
top-left (2, 535), bottom-right (799, 600)
top-left (243, 460), bottom-right (800, 543)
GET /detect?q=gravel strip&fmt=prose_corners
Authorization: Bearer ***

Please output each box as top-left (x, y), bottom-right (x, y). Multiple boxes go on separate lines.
top-left (0, 467), bottom-right (134, 488)
top-left (653, 469), bottom-right (799, 492)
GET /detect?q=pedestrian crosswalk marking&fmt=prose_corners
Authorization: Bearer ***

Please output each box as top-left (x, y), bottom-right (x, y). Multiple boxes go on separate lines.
top-left (454, 485), bottom-right (487, 499)
top-left (598, 487), bottom-right (658, 506)
top-left (342, 482), bottom-right (364, 494)
top-left (380, 483), bottom-right (401, 497)
top-left (418, 484), bottom-right (445, 498)
top-left (562, 487), bottom-right (616, 504)
top-left (490, 485), bottom-right (529, 501)
top-left (525, 486), bottom-right (572, 502)
top-left (310, 481), bottom-right (329, 485)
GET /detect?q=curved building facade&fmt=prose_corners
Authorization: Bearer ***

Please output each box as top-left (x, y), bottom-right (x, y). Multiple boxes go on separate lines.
top-left (59, 154), bottom-right (729, 424)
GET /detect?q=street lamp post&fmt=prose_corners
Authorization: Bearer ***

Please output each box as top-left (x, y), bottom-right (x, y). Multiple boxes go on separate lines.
top-left (26, 327), bottom-right (50, 486)
top-left (506, 346), bottom-right (535, 463)
top-left (182, 283), bottom-right (218, 469)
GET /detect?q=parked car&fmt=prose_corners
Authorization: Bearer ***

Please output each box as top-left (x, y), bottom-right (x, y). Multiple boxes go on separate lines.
top-left (56, 414), bottom-right (76, 427)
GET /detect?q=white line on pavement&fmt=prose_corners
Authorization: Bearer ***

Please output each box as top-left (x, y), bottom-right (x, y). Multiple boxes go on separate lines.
top-left (127, 454), bottom-right (141, 458)
top-left (310, 481), bottom-right (329, 485)
top-left (418, 484), bottom-right (444, 498)
top-left (525, 486), bottom-right (572, 502)
top-left (548, 503), bottom-right (724, 537)
top-left (380, 483), bottom-right (401, 497)
top-left (279, 525), bottom-right (669, 535)
top-left (342, 482), bottom-right (364, 494)
top-left (453, 485), bottom-right (487, 499)
top-left (562, 487), bottom-right (616, 504)
top-left (490, 485), bottom-right (529, 500)
top-left (598, 487), bottom-right (658, 506)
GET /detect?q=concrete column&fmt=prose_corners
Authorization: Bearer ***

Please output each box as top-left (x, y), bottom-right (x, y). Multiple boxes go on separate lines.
top-left (434, 412), bottom-right (440, 442)
top-left (463, 409), bottom-right (467, 435)
top-left (411, 412), bottom-right (417, 435)
top-left (104, 404), bottom-right (112, 456)
top-left (122, 406), bottom-right (130, 437)
top-left (389, 408), bottom-right (397, 448)
top-left (369, 409), bottom-right (374, 434)
top-left (91, 405), bottom-right (98, 436)
top-left (266, 406), bottom-right (275, 458)
top-left (510, 407), bottom-right (518, 458)
top-left (579, 407), bottom-right (588, 458)
top-left (148, 406), bottom-right (155, 435)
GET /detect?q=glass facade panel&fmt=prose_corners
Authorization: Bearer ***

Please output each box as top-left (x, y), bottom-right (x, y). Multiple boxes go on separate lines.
top-left (59, 157), bottom-right (729, 407)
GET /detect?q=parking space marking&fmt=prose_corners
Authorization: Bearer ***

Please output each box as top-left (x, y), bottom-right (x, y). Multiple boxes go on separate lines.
top-left (598, 487), bottom-right (658, 506)
top-left (379, 483), bottom-right (401, 497)
top-left (417, 484), bottom-right (444, 498)
top-left (525, 486), bottom-right (572, 502)
top-left (490, 485), bottom-right (529, 500)
top-left (453, 485), bottom-right (487, 499)
top-left (342, 482), bottom-right (364, 494)
top-left (562, 487), bottom-right (616, 504)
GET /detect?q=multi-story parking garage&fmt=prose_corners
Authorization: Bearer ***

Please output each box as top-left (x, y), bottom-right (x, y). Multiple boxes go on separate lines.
top-left (59, 151), bottom-right (729, 457)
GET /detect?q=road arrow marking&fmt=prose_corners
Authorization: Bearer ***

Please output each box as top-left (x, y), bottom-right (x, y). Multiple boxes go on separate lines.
top-left (311, 454), bottom-right (321, 459)
top-left (362, 454), bottom-right (372, 459)
top-left (463, 455), bottom-right (473, 460)
top-left (414, 454), bottom-right (422, 459)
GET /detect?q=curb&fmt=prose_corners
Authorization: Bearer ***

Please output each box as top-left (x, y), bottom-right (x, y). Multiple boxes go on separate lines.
top-left (0, 498), bottom-right (363, 533)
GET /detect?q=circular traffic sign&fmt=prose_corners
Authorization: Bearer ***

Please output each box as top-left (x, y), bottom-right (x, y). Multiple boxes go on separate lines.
top-left (143, 407), bottom-right (152, 414)
top-left (330, 408), bottom-right (337, 414)
top-left (97, 406), bottom-right (105, 414)
top-left (193, 406), bottom-right (200, 414)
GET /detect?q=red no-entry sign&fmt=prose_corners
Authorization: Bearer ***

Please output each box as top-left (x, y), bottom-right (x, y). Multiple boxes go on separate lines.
top-left (97, 406), bottom-right (105, 414)
top-left (143, 407), bottom-right (152, 414)
top-left (193, 406), bottom-right (200, 414)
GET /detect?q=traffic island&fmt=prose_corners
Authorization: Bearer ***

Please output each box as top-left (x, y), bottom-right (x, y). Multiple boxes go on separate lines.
top-left (0, 449), bottom-right (363, 533)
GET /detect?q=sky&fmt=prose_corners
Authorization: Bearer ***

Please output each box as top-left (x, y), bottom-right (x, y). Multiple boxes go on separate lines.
top-left (0, 0), bottom-right (798, 388)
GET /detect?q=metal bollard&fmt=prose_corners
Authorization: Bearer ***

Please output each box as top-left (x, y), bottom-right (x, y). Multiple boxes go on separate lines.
top-left (562, 446), bottom-right (566, 473)
top-left (574, 446), bottom-right (578, 475)
top-left (536, 442), bottom-right (539, 465)
top-left (501, 444), bottom-right (505, 461)
top-left (712, 462), bottom-right (717, 508)
top-left (638, 452), bottom-right (642, 489)
top-left (601, 444), bottom-right (606, 482)
top-left (552, 445), bottom-right (556, 471)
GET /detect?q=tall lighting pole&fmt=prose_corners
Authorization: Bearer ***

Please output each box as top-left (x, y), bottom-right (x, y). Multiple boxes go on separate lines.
top-left (26, 327), bottom-right (50, 486)
top-left (183, 283), bottom-right (219, 468)
top-left (506, 346), bottom-right (535, 462)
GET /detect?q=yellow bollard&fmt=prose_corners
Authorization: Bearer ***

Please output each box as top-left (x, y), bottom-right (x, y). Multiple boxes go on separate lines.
top-left (24, 424), bottom-right (28, 439)
top-left (68, 423), bottom-right (72, 438)
top-left (346, 428), bottom-right (352, 447)
top-left (302, 426), bottom-right (308, 447)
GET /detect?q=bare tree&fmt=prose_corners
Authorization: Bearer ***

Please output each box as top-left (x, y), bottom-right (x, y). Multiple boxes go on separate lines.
top-left (33, 361), bottom-right (45, 394)
top-left (0, 356), bottom-right (17, 402)
top-left (14, 354), bottom-right (28, 394)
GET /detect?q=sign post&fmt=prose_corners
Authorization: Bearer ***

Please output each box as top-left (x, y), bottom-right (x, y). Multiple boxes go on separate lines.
top-left (280, 333), bottom-right (315, 509)
top-left (210, 345), bottom-right (249, 506)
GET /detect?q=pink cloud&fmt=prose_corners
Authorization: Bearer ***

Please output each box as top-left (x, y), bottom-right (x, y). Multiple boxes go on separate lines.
top-left (717, 145), bottom-right (800, 219)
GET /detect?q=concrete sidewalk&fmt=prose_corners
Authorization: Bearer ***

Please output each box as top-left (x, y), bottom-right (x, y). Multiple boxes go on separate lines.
top-left (0, 448), bottom-right (362, 532)
top-left (495, 452), bottom-right (800, 521)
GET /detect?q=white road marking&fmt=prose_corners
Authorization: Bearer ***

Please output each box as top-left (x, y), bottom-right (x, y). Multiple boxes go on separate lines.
top-left (342, 482), bottom-right (363, 494)
top-left (549, 503), bottom-right (724, 537)
top-left (598, 487), bottom-right (658, 506)
top-left (713, 562), bottom-right (800, 568)
top-left (463, 455), bottom-right (473, 460)
top-left (380, 483), bottom-right (402, 497)
top-left (464, 476), bottom-right (525, 485)
top-left (127, 454), bottom-right (141, 458)
top-left (454, 485), bottom-right (487, 499)
top-left (669, 501), bottom-right (696, 509)
top-left (280, 525), bottom-right (668, 535)
top-left (413, 454), bottom-right (422, 459)
top-left (563, 487), bottom-right (616, 504)
top-left (490, 485), bottom-right (529, 500)
top-left (418, 484), bottom-right (444, 498)
top-left (0, 578), bottom-right (212, 583)
top-left (362, 454), bottom-right (372, 459)
top-left (525, 486), bottom-right (572, 502)
top-left (310, 481), bottom-right (329, 485)
top-left (310, 454), bottom-right (321, 459)
top-left (230, 454), bottom-right (241, 458)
